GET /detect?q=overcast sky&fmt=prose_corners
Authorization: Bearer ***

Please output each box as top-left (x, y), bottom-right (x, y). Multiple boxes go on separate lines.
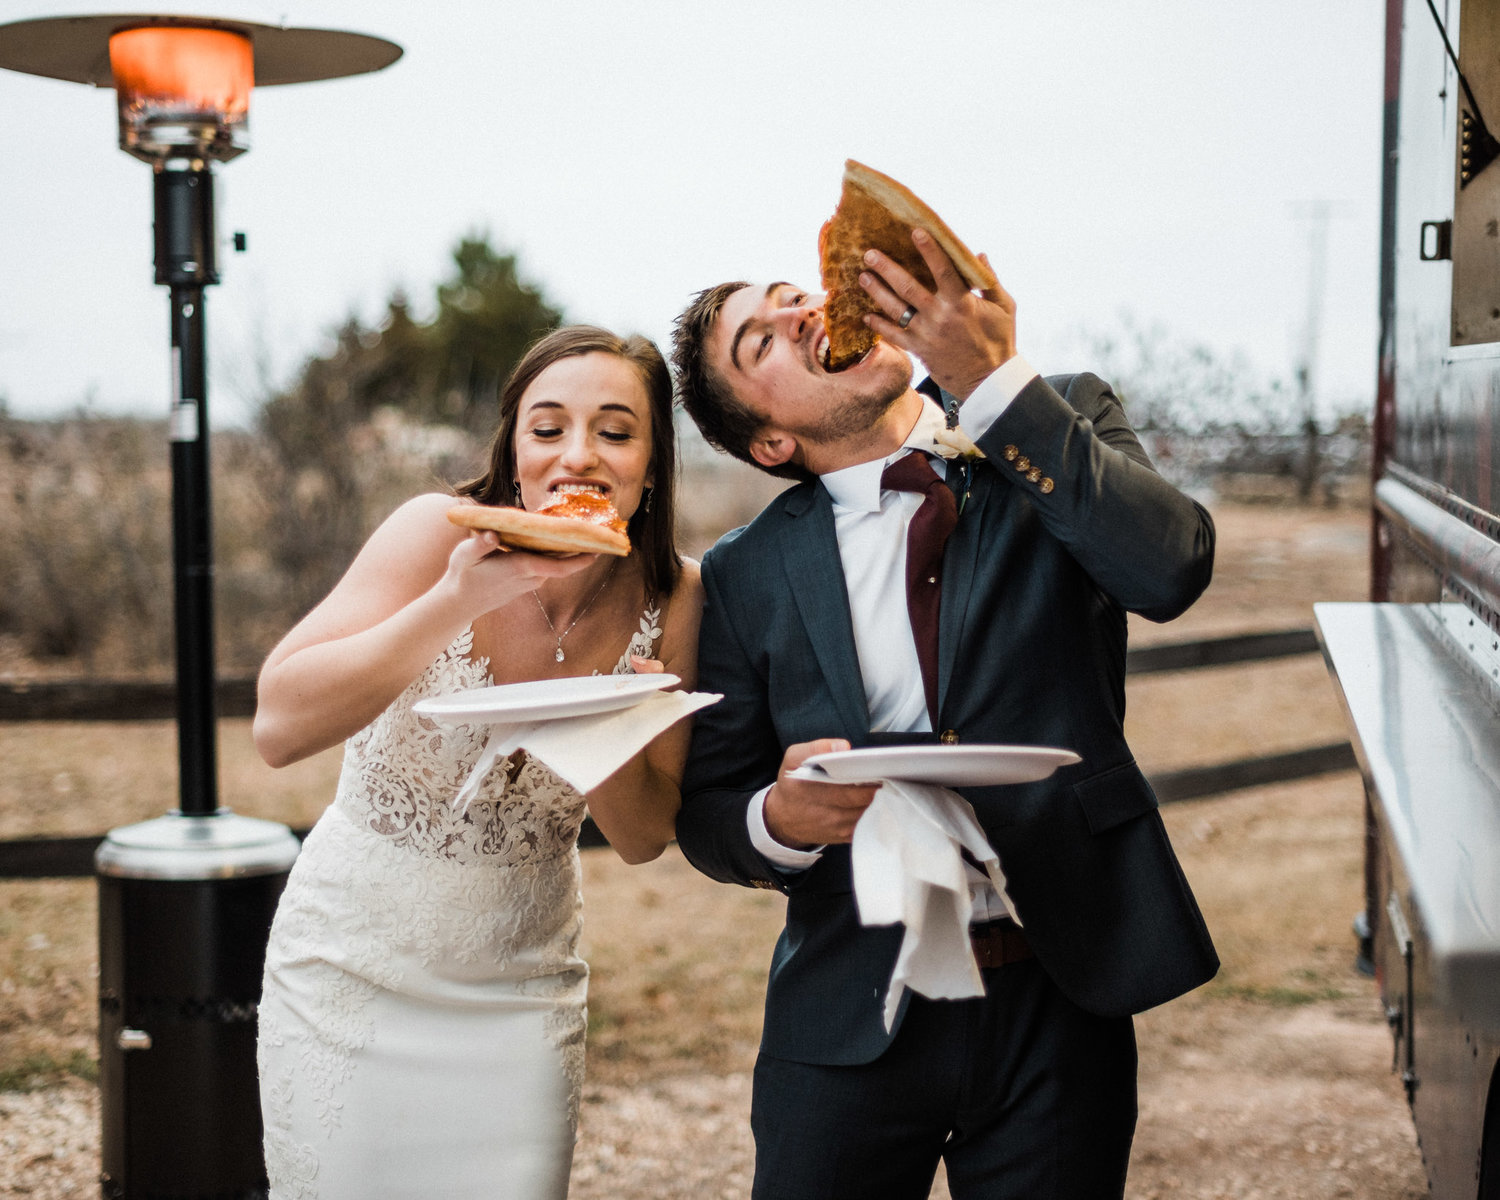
top-left (0, 1), bottom-right (1386, 427)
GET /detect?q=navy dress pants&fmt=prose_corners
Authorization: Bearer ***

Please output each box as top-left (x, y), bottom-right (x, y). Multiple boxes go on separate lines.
top-left (749, 959), bottom-right (1138, 1200)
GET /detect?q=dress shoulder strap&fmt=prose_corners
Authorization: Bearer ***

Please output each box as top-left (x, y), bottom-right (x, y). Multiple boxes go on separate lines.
top-left (602, 600), bottom-right (666, 676)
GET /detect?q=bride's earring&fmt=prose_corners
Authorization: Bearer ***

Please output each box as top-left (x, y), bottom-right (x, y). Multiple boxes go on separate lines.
top-left (512, 481), bottom-right (522, 506)
top-left (643, 486), bottom-right (653, 514)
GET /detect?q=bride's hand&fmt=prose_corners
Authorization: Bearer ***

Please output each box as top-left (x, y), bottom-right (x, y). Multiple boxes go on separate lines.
top-left (629, 654), bottom-right (666, 674)
top-left (444, 531), bottom-right (597, 615)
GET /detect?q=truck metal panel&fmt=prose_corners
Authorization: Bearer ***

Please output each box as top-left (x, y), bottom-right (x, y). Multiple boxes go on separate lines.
top-left (1315, 1), bottom-right (1500, 1195)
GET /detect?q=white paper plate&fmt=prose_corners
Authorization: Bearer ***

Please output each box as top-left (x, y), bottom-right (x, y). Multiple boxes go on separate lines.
top-left (787, 744), bottom-right (1080, 787)
top-left (413, 674), bottom-right (679, 724)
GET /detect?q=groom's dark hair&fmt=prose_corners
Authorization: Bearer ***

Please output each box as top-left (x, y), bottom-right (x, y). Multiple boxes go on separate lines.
top-left (671, 282), bottom-right (811, 482)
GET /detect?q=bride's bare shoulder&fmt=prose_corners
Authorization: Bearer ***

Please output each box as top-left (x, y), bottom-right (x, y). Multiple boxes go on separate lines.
top-left (335, 493), bottom-right (469, 582)
top-left (394, 491), bottom-right (466, 523)
top-left (365, 492), bottom-right (466, 541)
top-left (661, 559), bottom-right (704, 637)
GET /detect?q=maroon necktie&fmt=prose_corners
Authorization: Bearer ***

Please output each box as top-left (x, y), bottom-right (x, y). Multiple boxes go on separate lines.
top-left (880, 451), bottom-right (958, 723)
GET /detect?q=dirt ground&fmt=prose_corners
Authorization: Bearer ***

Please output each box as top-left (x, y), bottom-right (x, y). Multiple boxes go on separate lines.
top-left (567, 775), bottom-right (1428, 1200)
top-left (0, 498), bottom-right (1434, 1197)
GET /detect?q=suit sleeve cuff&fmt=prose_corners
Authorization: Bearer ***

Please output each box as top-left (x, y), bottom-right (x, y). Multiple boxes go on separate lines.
top-left (958, 354), bottom-right (1039, 441)
top-left (746, 784), bottom-right (824, 869)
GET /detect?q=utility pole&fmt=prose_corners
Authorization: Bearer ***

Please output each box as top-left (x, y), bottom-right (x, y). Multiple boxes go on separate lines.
top-left (1293, 201), bottom-right (1330, 503)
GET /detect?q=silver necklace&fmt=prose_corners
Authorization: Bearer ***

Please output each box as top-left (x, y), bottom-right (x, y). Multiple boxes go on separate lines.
top-left (533, 560), bottom-right (617, 663)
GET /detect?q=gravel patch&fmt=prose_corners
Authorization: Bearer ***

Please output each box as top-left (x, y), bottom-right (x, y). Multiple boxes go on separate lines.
top-left (572, 1072), bottom-right (756, 1199)
top-left (0, 1080), bottom-right (97, 1197)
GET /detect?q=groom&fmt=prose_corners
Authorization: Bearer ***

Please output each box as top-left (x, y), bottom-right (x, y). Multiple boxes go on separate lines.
top-left (669, 228), bottom-right (1219, 1199)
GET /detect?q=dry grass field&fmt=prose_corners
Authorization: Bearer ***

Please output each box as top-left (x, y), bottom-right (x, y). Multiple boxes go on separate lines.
top-left (0, 497), bottom-right (1431, 1198)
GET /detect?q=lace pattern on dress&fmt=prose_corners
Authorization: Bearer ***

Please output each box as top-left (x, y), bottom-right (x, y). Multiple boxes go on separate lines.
top-left (262, 804), bottom-right (589, 1151)
top-left (334, 629), bottom-right (592, 865)
top-left (259, 1003), bottom-right (325, 1200)
top-left (604, 604), bottom-right (663, 675)
top-left (265, 620), bottom-right (662, 1191)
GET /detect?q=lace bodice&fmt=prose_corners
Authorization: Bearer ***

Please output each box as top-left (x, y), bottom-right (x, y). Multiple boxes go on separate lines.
top-left (332, 610), bottom-right (662, 866)
top-left (259, 611), bottom-right (663, 1192)
top-left (609, 604), bottom-right (664, 675)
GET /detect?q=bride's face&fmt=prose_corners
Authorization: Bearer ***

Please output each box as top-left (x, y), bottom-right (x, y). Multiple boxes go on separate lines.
top-left (512, 352), bottom-right (655, 520)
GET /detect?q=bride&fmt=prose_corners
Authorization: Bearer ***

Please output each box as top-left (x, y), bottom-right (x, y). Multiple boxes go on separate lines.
top-left (252, 326), bottom-right (703, 1199)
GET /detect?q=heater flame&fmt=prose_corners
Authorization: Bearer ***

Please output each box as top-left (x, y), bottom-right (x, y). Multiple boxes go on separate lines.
top-left (109, 26), bottom-right (254, 162)
top-left (109, 27), bottom-right (253, 112)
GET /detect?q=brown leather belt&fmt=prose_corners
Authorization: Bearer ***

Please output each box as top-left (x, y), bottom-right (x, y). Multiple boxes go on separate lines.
top-left (970, 919), bottom-right (1033, 969)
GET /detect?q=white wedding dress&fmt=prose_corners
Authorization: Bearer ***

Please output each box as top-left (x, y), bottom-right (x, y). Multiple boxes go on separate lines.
top-left (257, 612), bottom-right (662, 1200)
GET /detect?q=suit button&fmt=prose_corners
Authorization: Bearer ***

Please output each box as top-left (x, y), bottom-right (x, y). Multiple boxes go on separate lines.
top-left (940, 729), bottom-right (959, 744)
top-left (1026, 467), bottom-right (1042, 483)
top-left (1040, 477), bottom-right (1055, 494)
top-left (1003, 444), bottom-right (1019, 461)
top-left (1015, 456), bottom-right (1031, 472)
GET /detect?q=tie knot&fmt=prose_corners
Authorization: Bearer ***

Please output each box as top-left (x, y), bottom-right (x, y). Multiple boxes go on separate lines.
top-left (880, 451), bottom-right (943, 496)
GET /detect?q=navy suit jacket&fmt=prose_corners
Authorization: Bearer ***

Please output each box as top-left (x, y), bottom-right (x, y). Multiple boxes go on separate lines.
top-left (676, 371), bottom-right (1220, 1065)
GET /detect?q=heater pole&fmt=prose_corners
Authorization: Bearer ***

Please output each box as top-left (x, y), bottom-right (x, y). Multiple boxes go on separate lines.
top-left (0, 18), bottom-right (402, 1193)
top-left (154, 164), bottom-right (219, 817)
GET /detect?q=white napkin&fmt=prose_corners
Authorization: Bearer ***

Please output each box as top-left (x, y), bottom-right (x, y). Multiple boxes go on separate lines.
top-left (850, 778), bottom-right (1020, 1031)
top-left (444, 690), bottom-right (721, 812)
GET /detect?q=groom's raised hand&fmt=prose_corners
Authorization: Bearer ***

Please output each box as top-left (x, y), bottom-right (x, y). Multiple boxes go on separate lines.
top-left (859, 230), bottom-right (1016, 401)
top-left (764, 739), bottom-right (879, 850)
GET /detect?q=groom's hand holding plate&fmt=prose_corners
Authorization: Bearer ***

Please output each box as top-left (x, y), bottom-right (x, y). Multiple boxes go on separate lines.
top-left (764, 739), bottom-right (880, 850)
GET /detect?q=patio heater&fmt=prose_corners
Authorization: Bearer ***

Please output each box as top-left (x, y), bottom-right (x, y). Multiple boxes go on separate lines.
top-left (0, 11), bottom-right (400, 1197)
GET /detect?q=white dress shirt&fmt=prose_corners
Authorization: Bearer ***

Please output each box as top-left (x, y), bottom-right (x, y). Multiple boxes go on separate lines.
top-left (747, 356), bottom-right (1040, 922)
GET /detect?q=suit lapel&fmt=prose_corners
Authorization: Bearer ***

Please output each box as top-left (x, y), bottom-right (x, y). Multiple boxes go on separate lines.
top-left (781, 484), bottom-right (870, 738)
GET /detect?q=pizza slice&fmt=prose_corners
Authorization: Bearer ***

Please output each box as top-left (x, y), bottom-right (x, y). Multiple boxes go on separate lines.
top-left (818, 159), bottom-right (997, 371)
top-left (447, 489), bottom-right (631, 557)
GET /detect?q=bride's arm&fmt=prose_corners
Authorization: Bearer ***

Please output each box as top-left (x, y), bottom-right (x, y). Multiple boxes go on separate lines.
top-left (584, 560), bottom-right (704, 864)
top-left (253, 492), bottom-right (595, 768)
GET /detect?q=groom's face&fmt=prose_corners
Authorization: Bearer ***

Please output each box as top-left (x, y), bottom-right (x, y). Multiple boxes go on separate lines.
top-left (709, 282), bottom-right (912, 451)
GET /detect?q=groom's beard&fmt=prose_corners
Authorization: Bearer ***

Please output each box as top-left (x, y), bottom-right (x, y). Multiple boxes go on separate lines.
top-left (790, 360), bottom-right (913, 445)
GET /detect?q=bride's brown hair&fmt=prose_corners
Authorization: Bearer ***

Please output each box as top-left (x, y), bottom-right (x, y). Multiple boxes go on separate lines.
top-left (455, 325), bottom-right (682, 601)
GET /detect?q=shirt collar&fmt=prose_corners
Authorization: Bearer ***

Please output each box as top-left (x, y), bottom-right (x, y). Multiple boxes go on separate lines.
top-left (821, 397), bottom-right (951, 514)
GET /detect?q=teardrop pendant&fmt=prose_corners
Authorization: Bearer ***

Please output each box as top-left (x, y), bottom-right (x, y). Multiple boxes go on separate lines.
top-left (554, 647), bottom-right (565, 663)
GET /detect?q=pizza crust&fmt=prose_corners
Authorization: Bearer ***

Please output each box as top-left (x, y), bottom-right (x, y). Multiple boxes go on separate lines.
top-left (818, 159), bottom-right (997, 371)
top-left (447, 503), bottom-right (632, 557)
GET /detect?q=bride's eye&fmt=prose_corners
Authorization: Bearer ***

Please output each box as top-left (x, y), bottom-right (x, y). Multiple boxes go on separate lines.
top-left (530, 425), bottom-right (562, 440)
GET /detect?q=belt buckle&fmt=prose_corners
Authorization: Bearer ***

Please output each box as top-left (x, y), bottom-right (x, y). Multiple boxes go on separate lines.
top-left (969, 919), bottom-right (1029, 969)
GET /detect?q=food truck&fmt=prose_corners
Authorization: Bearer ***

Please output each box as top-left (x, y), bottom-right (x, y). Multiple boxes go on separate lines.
top-left (1314, 1), bottom-right (1500, 1195)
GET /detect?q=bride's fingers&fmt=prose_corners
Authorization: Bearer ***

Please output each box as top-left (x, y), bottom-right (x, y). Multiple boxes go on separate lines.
top-left (450, 537), bottom-right (595, 598)
top-left (629, 654), bottom-right (666, 674)
top-left (525, 551), bottom-right (600, 579)
top-left (449, 530), bottom-right (502, 570)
